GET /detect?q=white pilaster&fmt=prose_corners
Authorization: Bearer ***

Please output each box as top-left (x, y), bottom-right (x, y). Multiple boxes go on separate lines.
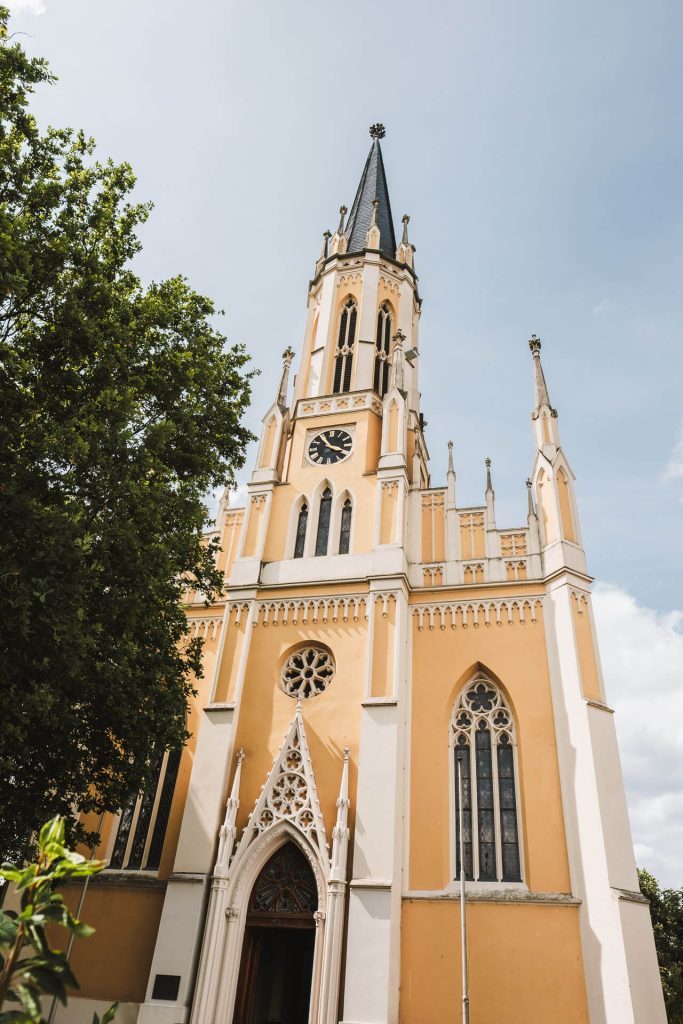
top-left (543, 577), bottom-right (666, 1024)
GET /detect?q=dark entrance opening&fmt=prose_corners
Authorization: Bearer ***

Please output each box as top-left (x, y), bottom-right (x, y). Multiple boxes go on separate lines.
top-left (234, 841), bottom-right (317, 1024)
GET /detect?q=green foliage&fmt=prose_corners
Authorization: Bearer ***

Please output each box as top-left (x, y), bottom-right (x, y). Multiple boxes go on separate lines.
top-left (0, 817), bottom-right (117, 1023)
top-left (639, 868), bottom-right (683, 1022)
top-left (0, 6), bottom-right (255, 857)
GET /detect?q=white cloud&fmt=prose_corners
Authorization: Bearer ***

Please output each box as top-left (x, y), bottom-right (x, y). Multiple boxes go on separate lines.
top-left (663, 419), bottom-right (683, 481)
top-left (6, 0), bottom-right (46, 14)
top-left (593, 582), bottom-right (683, 887)
top-left (592, 299), bottom-right (612, 315)
top-left (228, 482), bottom-right (247, 508)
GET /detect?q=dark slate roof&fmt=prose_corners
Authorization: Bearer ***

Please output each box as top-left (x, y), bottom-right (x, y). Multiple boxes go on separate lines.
top-left (344, 138), bottom-right (397, 259)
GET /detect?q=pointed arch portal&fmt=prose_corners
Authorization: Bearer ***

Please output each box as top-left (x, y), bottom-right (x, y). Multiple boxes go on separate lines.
top-left (234, 842), bottom-right (317, 1024)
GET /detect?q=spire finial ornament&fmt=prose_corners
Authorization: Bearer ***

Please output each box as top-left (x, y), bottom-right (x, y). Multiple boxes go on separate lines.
top-left (485, 457), bottom-right (493, 494)
top-left (401, 214), bottom-right (410, 245)
top-left (526, 477), bottom-right (535, 516)
top-left (447, 440), bottom-right (455, 475)
top-left (337, 205), bottom-right (347, 234)
top-left (369, 123), bottom-right (386, 139)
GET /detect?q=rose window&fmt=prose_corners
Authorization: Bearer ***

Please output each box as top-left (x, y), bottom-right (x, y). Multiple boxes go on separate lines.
top-left (280, 646), bottom-right (335, 699)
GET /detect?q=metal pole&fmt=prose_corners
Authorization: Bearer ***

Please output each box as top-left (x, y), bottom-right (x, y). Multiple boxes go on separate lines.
top-left (47, 814), bottom-right (105, 1024)
top-left (457, 756), bottom-right (470, 1024)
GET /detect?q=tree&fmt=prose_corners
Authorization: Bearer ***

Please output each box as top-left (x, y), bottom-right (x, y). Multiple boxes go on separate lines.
top-left (0, 7), bottom-right (254, 857)
top-left (639, 868), bottom-right (683, 1022)
top-left (0, 817), bottom-right (116, 1023)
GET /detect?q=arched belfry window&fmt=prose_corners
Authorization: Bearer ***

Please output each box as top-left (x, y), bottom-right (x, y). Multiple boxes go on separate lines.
top-left (294, 503), bottom-right (308, 558)
top-left (315, 488), bottom-right (332, 556)
top-left (451, 674), bottom-right (521, 883)
top-left (333, 298), bottom-right (357, 394)
top-left (339, 497), bottom-right (352, 554)
top-left (373, 302), bottom-right (392, 398)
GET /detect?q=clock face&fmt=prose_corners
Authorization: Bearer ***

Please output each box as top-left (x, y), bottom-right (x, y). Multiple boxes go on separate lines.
top-left (308, 429), bottom-right (353, 466)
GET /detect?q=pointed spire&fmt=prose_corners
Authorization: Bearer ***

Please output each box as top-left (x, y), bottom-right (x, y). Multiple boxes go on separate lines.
top-left (529, 335), bottom-right (557, 417)
top-left (318, 229), bottom-right (331, 263)
top-left (485, 457), bottom-right (496, 527)
top-left (401, 214), bottom-right (410, 245)
top-left (331, 748), bottom-right (350, 880)
top-left (277, 346), bottom-right (295, 411)
top-left (216, 748), bottom-right (244, 872)
top-left (447, 440), bottom-right (455, 477)
top-left (344, 125), bottom-right (397, 258)
top-left (485, 457), bottom-right (493, 496)
top-left (526, 478), bottom-right (536, 517)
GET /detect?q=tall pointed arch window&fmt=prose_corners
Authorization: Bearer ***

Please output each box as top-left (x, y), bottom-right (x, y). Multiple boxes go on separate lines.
top-left (332, 298), bottom-right (357, 394)
top-left (108, 749), bottom-right (181, 872)
top-left (315, 488), bottom-right (332, 556)
top-left (339, 497), bottom-right (352, 554)
top-left (451, 674), bottom-right (521, 883)
top-left (373, 302), bottom-right (392, 398)
top-left (294, 503), bottom-right (308, 558)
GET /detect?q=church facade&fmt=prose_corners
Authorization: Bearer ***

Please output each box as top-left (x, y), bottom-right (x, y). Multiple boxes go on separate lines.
top-left (60, 126), bottom-right (666, 1024)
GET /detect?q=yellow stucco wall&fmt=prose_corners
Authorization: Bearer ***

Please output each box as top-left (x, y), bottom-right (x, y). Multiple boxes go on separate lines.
top-left (400, 900), bottom-right (589, 1023)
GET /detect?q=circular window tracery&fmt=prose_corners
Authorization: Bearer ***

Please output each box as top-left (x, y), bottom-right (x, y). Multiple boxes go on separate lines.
top-left (280, 646), bottom-right (335, 699)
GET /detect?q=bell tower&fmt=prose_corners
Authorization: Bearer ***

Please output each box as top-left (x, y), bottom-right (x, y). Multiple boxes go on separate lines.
top-left (73, 125), bottom-right (665, 1024)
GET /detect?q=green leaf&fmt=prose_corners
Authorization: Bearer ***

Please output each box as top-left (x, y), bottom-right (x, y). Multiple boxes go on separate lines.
top-left (38, 817), bottom-right (65, 851)
top-left (94, 1003), bottom-right (119, 1024)
top-left (0, 910), bottom-right (19, 945)
top-left (0, 1012), bottom-right (31, 1024)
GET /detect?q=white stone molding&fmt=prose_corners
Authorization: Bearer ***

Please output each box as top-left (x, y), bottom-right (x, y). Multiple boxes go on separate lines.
top-left (412, 597), bottom-right (543, 630)
top-left (188, 616), bottom-right (223, 640)
top-left (295, 390), bottom-right (383, 420)
top-left (191, 710), bottom-right (351, 1024)
top-left (250, 593), bottom-right (372, 627)
top-left (238, 703), bottom-right (329, 865)
top-left (318, 750), bottom-right (351, 1024)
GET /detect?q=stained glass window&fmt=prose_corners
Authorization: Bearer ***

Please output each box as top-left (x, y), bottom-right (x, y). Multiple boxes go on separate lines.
top-left (332, 299), bottom-right (357, 395)
top-left (339, 498), bottom-right (352, 554)
top-left (294, 503), bottom-right (308, 558)
top-left (108, 748), bottom-right (182, 874)
top-left (315, 488), bottom-right (332, 556)
top-left (249, 842), bottom-right (317, 916)
top-left (451, 674), bottom-right (522, 883)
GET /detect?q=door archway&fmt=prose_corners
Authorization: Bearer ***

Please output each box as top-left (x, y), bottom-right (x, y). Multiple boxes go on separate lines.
top-left (234, 841), bottom-right (317, 1024)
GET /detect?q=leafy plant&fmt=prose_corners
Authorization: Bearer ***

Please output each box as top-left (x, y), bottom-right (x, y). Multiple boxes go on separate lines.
top-left (639, 868), bottom-right (683, 1022)
top-left (0, 817), bottom-right (116, 1023)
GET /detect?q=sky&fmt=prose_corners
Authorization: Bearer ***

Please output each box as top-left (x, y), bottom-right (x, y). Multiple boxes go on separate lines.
top-left (6, 0), bottom-right (682, 884)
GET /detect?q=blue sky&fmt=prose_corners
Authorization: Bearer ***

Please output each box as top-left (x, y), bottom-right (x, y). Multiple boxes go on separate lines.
top-left (7, 0), bottom-right (683, 882)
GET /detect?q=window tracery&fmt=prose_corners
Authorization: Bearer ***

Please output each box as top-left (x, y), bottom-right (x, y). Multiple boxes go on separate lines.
top-left (333, 298), bottom-right (357, 394)
top-left (249, 842), bottom-right (317, 916)
top-left (373, 302), bottom-right (392, 397)
top-left (451, 674), bottom-right (521, 883)
top-left (281, 646), bottom-right (335, 699)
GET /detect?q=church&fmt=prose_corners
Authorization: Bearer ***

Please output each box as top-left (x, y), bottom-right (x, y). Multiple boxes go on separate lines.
top-left (60, 125), bottom-right (666, 1024)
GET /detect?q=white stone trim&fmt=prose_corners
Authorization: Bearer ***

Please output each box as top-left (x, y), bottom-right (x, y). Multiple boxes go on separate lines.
top-left (411, 596), bottom-right (543, 630)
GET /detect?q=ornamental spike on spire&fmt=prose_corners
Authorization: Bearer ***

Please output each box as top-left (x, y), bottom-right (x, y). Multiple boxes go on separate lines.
top-left (344, 124), bottom-right (397, 259)
top-left (529, 334), bottom-right (557, 418)
top-left (277, 346), bottom-right (295, 411)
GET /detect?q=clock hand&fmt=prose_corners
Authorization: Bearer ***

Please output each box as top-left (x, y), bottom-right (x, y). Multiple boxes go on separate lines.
top-left (323, 440), bottom-right (346, 453)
